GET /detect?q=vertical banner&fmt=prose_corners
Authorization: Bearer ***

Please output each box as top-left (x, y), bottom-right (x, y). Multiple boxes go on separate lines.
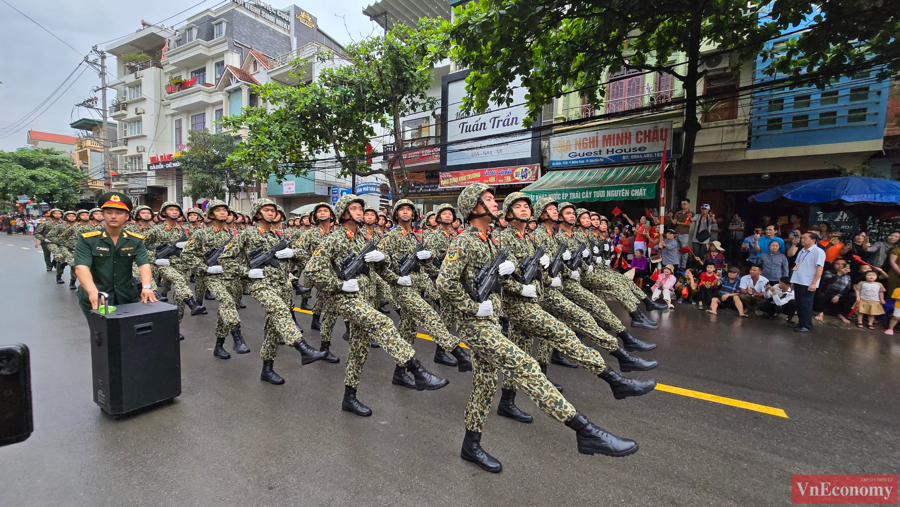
top-left (659, 137), bottom-right (667, 238)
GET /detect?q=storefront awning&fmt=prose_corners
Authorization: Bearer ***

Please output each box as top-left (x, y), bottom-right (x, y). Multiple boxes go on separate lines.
top-left (522, 164), bottom-right (664, 203)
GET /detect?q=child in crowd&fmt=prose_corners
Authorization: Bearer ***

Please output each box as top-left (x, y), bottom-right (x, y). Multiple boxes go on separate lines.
top-left (884, 288), bottom-right (900, 335)
top-left (758, 277), bottom-right (796, 321)
top-left (631, 248), bottom-right (650, 288)
top-left (696, 262), bottom-right (721, 311)
top-left (855, 270), bottom-right (885, 330)
top-left (651, 265), bottom-right (678, 309)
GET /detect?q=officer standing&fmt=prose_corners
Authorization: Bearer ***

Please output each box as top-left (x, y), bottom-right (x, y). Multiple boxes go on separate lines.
top-left (73, 192), bottom-right (157, 320)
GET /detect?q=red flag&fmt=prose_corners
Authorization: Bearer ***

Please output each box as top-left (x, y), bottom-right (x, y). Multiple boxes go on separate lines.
top-left (852, 254), bottom-right (872, 267)
top-left (612, 206), bottom-right (622, 216)
top-left (678, 246), bottom-right (694, 254)
top-left (645, 207), bottom-right (653, 217)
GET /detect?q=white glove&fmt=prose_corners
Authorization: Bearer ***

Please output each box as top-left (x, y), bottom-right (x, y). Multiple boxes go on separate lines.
top-left (606, 259), bottom-right (612, 266)
top-left (341, 279), bottom-right (359, 292)
top-left (539, 254), bottom-right (550, 269)
top-left (248, 268), bottom-right (265, 279)
top-left (475, 300), bottom-right (493, 317)
top-left (397, 275), bottom-right (412, 286)
top-left (498, 260), bottom-right (515, 276)
top-left (550, 276), bottom-right (562, 287)
top-left (570, 270), bottom-right (580, 280)
top-left (587, 265), bottom-right (594, 273)
top-left (275, 248), bottom-right (294, 259)
top-left (175, 241), bottom-right (187, 249)
top-left (562, 250), bottom-right (572, 261)
top-left (154, 259), bottom-right (170, 267)
top-left (206, 265), bottom-right (224, 275)
top-left (582, 248), bottom-right (590, 258)
top-left (595, 257), bottom-right (603, 265)
top-left (416, 250), bottom-right (432, 260)
top-left (520, 284), bottom-right (538, 298)
top-left (592, 246), bottom-right (599, 254)
top-left (604, 244), bottom-right (610, 252)
top-left (364, 250), bottom-right (385, 263)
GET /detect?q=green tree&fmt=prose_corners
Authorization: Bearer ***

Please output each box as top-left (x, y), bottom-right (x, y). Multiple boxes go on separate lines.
top-left (179, 130), bottom-right (246, 202)
top-left (0, 148), bottom-right (87, 208)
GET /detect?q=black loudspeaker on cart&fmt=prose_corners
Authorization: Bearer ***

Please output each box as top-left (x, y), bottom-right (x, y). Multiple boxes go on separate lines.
top-left (87, 300), bottom-right (181, 417)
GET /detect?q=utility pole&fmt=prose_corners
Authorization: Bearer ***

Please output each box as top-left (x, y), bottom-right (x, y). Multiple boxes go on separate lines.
top-left (83, 46), bottom-right (113, 191)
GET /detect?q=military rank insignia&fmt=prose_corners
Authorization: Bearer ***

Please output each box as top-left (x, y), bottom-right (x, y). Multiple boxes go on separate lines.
top-left (446, 247), bottom-right (459, 262)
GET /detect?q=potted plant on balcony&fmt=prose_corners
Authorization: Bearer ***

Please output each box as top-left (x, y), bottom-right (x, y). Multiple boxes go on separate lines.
top-left (123, 53), bottom-right (152, 73)
top-left (166, 76), bottom-right (184, 94)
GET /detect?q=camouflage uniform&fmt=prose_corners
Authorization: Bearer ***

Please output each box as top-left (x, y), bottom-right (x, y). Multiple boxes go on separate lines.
top-left (45, 214), bottom-right (68, 269)
top-left (436, 184), bottom-right (577, 434)
top-left (144, 202), bottom-right (195, 321)
top-left (292, 217), bottom-right (340, 344)
top-left (126, 211), bottom-right (159, 292)
top-left (54, 212), bottom-right (80, 282)
top-left (305, 195), bottom-right (417, 389)
top-left (34, 217), bottom-right (57, 269)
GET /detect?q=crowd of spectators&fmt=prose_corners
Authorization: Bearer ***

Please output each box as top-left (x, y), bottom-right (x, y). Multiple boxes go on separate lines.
top-left (1, 213), bottom-right (38, 235)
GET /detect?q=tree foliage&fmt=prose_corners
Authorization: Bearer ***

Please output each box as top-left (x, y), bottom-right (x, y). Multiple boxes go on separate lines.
top-left (179, 130), bottom-right (246, 202)
top-left (0, 148), bottom-right (87, 208)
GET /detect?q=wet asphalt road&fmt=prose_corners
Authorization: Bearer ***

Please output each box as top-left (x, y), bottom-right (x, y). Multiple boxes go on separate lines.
top-left (1, 232), bottom-right (898, 506)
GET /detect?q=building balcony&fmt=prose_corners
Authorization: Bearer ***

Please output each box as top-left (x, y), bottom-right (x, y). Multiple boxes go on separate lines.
top-left (162, 37), bottom-right (230, 71)
top-left (164, 80), bottom-right (221, 113)
top-left (75, 137), bottom-right (103, 151)
top-left (268, 43), bottom-right (332, 85)
top-left (383, 136), bottom-right (440, 168)
top-left (109, 102), bottom-right (128, 119)
top-left (108, 138), bottom-right (128, 152)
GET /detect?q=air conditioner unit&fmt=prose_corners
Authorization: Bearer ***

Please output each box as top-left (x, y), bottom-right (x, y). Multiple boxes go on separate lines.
top-left (134, 107), bottom-right (145, 115)
top-left (701, 53), bottom-right (731, 72)
top-left (136, 146), bottom-right (146, 153)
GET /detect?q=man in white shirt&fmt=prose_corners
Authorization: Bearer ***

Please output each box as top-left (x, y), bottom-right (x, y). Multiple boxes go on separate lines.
top-left (738, 265), bottom-right (769, 312)
top-left (757, 277), bottom-right (797, 321)
top-left (790, 232), bottom-right (826, 333)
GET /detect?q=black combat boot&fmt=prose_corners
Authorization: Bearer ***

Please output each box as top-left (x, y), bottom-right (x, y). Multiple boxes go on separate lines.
top-left (342, 321), bottom-right (350, 342)
top-left (157, 292), bottom-right (169, 303)
top-left (178, 334), bottom-right (185, 341)
top-left (565, 412), bottom-right (639, 456)
top-left (237, 301), bottom-right (246, 309)
top-left (298, 284), bottom-right (311, 296)
top-left (451, 346), bottom-right (472, 373)
top-left (550, 349), bottom-right (578, 368)
top-left (598, 367), bottom-right (657, 400)
top-left (231, 326), bottom-right (250, 354)
top-left (56, 263), bottom-right (66, 284)
top-left (628, 310), bottom-right (658, 330)
top-left (433, 345), bottom-right (458, 367)
top-left (643, 296), bottom-right (669, 312)
top-left (69, 279), bottom-right (77, 290)
top-left (204, 290), bottom-right (215, 301)
top-left (636, 308), bottom-right (658, 326)
top-left (260, 360), bottom-right (284, 385)
top-left (341, 385), bottom-right (372, 417)
top-left (370, 339), bottom-right (380, 348)
top-left (292, 339), bottom-right (327, 365)
top-left (460, 430), bottom-right (502, 473)
top-left (391, 365), bottom-right (416, 389)
top-left (496, 388), bottom-right (533, 423)
top-left (617, 329), bottom-right (656, 352)
top-left (500, 317), bottom-right (509, 337)
top-left (190, 274), bottom-right (196, 284)
top-left (310, 313), bottom-right (321, 330)
top-left (540, 364), bottom-right (563, 393)
top-left (405, 358), bottom-right (449, 391)
top-left (320, 342), bottom-right (339, 363)
top-left (291, 279), bottom-right (302, 295)
top-left (610, 347), bottom-right (658, 372)
top-left (379, 298), bottom-right (390, 314)
top-left (213, 337), bottom-right (231, 359)
top-left (300, 297), bottom-right (312, 311)
top-left (185, 297), bottom-right (208, 316)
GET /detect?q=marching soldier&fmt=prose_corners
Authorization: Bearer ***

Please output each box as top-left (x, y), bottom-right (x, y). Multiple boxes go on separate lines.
top-left (298, 203), bottom-right (344, 349)
top-left (436, 183), bottom-right (640, 473)
top-left (305, 194), bottom-right (449, 417)
top-left (89, 207), bottom-right (104, 231)
top-left (54, 210), bottom-right (80, 288)
top-left (33, 210), bottom-right (59, 271)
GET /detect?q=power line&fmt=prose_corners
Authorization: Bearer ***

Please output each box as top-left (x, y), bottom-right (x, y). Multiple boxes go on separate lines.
top-left (0, 66), bottom-right (89, 141)
top-left (0, 62), bottom-right (85, 137)
top-left (0, 0), bottom-right (83, 56)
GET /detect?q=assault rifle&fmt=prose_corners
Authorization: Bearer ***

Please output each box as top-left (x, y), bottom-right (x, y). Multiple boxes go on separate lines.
top-left (155, 233), bottom-right (188, 260)
top-left (463, 247), bottom-right (509, 303)
top-left (337, 242), bottom-right (376, 281)
top-left (548, 243), bottom-right (567, 278)
top-left (397, 242), bottom-right (427, 277)
top-left (204, 236), bottom-right (236, 267)
top-left (514, 246), bottom-right (545, 285)
top-left (567, 243), bottom-right (586, 271)
top-left (248, 239), bottom-right (288, 269)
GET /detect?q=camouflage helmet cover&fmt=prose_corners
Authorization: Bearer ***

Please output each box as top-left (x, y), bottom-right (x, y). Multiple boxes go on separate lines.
top-left (334, 194), bottom-right (365, 220)
top-left (132, 205), bottom-right (152, 220)
top-left (312, 202), bottom-right (336, 220)
top-left (392, 199), bottom-right (419, 221)
top-left (250, 198), bottom-right (277, 218)
top-left (204, 199), bottom-right (229, 218)
top-left (159, 200), bottom-right (184, 218)
top-left (49, 208), bottom-right (63, 216)
top-left (501, 191), bottom-right (532, 218)
top-left (532, 197), bottom-right (558, 220)
top-left (435, 203), bottom-right (456, 222)
top-left (457, 182), bottom-right (494, 220)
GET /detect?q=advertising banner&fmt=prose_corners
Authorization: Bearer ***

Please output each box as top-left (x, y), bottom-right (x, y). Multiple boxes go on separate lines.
top-left (549, 122), bottom-right (673, 168)
top-left (439, 164), bottom-right (539, 188)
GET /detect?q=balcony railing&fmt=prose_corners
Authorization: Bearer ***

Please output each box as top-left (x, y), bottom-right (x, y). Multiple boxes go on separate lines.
top-left (108, 138), bottom-right (128, 149)
top-left (124, 60), bottom-right (163, 74)
top-left (383, 136), bottom-right (440, 167)
top-left (269, 43), bottom-right (323, 70)
top-left (560, 87), bottom-right (679, 121)
top-left (76, 137), bottom-right (102, 151)
top-left (109, 102), bottom-right (128, 115)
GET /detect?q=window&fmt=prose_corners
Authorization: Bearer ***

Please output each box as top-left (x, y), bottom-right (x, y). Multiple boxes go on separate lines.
top-left (402, 117), bottom-right (430, 143)
top-left (126, 84), bottom-right (142, 101)
top-left (252, 60), bottom-right (258, 73)
top-left (818, 111), bottom-right (837, 126)
top-left (794, 94), bottom-right (810, 109)
top-left (215, 109), bottom-right (223, 134)
top-left (174, 119), bottom-right (182, 149)
top-left (191, 113), bottom-right (206, 131)
top-left (655, 71), bottom-right (675, 104)
top-left (768, 98), bottom-right (784, 112)
top-left (214, 61), bottom-right (225, 83)
top-left (821, 91), bottom-right (839, 105)
top-left (127, 119), bottom-right (143, 136)
top-left (606, 68), bottom-right (644, 113)
top-left (766, 118), bottom-right (783, 131)
top-left (184, 27), bottom-right (196, 44)
top-left (849, 86), bottom-right (869, 102)
top-left (191, 67), bottom-right (206, 86)
top-left (847, 108), bottom-right (867, 123)
top-left (792, 114), bottom-right (809, 129)
top-left (703, 72), bottom-right (739, 122)
top-left (214, 21), bottom-right (225, 39)
top-left (126, 155), bottom-right (143, 172)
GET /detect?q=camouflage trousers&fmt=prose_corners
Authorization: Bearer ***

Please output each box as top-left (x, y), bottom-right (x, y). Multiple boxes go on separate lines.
top-left (205, 275), bottom-right (241, 339)
top-left (457, 317), bottom-right (577, 433)
top-left (392, 285), bottom-right (459, 350)
top-left (336, 294), bottom-right (415, 389)
top-left (195, 272), bottom-right (208, 302)
top-left (502, 300), bottom-right (608, 391)
top-left (131, 263), bottom-right (158, 291)
top-left (158, 265), bottom-right (193, 321)
top-left (542, 289), bottom-right (619, 352)
top-left (374, 272), bottom-right (391, 307)
top-left (319, 294), bottom-right (340, 345)
top-left (55, 247), bottom-right (76, 280)
top-left (560, 280), bottom-right (627, 333)
top-left (248, 279), bottom-right (303, 361)
top-left (40, 242), bottom-right (53, 269)
top-left (586, 268), bottom-right (641, 312)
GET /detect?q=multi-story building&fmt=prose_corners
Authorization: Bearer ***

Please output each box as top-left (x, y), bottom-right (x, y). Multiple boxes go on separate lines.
top-left (25, 130), bottom-right (78, 158)
top-left (69, 118), bottom-right (119, 200)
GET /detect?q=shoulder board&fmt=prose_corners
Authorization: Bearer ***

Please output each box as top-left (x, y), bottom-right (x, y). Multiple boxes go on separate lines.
top-left (81, 231), bottom-right (102, 238)
top-left (124, 231), bottom-right (145, 239)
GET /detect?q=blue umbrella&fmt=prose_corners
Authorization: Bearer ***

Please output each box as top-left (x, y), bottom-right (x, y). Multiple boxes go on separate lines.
top-left (750, 176), bottom-right (900, 204)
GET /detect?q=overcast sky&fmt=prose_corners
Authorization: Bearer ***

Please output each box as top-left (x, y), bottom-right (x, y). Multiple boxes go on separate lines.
top-left (0, 0), bottom-right (382, 152)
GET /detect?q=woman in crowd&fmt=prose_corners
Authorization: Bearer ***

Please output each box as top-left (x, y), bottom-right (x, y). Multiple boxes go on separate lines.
top-left (700, 241), bottom-right (726, 270)
top-left (886, 241), bottom-right (900, 297)
top-left (868, 231), bottom-right (900, 269)
top-left (844, 231), bottom-right (870, 272)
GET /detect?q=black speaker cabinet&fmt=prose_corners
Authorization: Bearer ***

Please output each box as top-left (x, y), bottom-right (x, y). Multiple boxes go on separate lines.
top-left (88, 302), bottom-right (181, 416)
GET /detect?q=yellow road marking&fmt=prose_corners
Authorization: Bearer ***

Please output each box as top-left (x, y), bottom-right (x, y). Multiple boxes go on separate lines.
top-left (655, 383), bottom-right (788, 418)
top-left (22, 247), bottom-right (29, 250)
top-left (293, 307), bottom-right (785, 417)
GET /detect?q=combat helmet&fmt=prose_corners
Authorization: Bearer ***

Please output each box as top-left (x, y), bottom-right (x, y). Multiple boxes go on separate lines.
top-left (49, 208), bottom-right (63, 218)
top-left (576, 207), bottom-right (591, 225)
top-left (434, 203), bottom-right (456, 224)
top-left (422, 210), bottom-right (435, 225)
top-left (275, 205), bottom-right (287, 222)
top-left (334, 194), bottom-right (365, 222)
top-left (532, 197), bottom-right (558, 221)
top-left (501, 191), bottom-right (532, 220)
top-left (131, 205), bottom-right (152, 221)
top-left (311, 202), bottom-right (336, 222)
top-left (76, 209), bottom-right (90, 220)
top-left (250, 198), bottom-right (278, 219)
top-left (392, 198), bottom-right (419, 223)
top-left (204, 199), bottom-right (229, 219)
top-left (159, 200), bottom-right (184, 219)
top-left (557, 202), bottom-right (577, 224)
top-left (63, 210), bottom-right (77, 220)
top-left (457, 182), bottom-right (495, 220)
